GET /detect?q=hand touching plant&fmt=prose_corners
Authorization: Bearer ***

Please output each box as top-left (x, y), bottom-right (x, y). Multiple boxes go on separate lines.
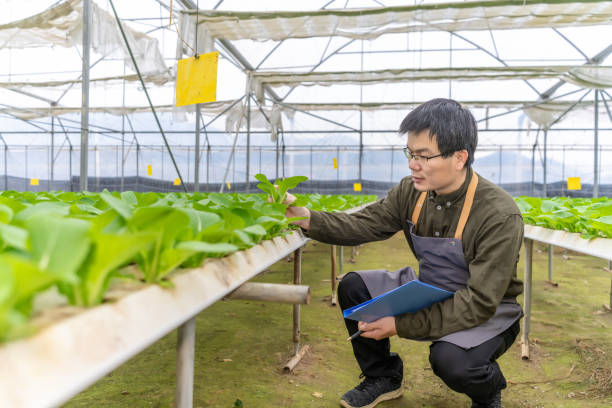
top-left (255, 174), bottom-right (311, 230)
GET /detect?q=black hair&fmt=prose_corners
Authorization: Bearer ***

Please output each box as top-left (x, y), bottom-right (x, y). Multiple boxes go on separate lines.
top-left (399, 98), bottom-right (477, 168)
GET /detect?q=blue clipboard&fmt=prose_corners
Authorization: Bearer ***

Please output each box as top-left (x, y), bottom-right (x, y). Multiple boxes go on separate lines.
top-left (343, 279), bottom-right (454, 322)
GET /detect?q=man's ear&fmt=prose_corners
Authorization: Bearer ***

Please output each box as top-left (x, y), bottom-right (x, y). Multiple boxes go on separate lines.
top-left (454, 150), bottom-right (469, 170)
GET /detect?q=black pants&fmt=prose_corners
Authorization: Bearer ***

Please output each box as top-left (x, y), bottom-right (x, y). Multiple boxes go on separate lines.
top-left (338, 272), bottom-right (520, 404)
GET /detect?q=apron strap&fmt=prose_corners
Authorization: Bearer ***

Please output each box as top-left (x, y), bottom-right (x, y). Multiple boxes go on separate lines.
top-left (454, 172), bottom-right (479, 240)
top-left (411, 191), bottom-right (427, 227)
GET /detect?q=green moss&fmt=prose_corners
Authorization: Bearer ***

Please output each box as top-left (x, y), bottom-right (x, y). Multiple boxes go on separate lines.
top-left (64, 234), bottom-right (612, 407)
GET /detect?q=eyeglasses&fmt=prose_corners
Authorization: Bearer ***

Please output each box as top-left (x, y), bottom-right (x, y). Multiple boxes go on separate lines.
top-left (402, 147), bottom-right (443, 163)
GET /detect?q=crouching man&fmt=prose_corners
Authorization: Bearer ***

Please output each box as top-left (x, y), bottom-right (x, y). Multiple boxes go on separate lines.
top-left (285, 98), bottom-right (524, 408)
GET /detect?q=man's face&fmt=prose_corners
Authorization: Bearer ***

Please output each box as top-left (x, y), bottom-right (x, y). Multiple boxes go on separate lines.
top-left (406, 129), bottom-right (466, 194)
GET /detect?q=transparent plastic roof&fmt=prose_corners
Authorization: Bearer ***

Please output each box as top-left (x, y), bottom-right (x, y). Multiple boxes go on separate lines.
top-left (1, 0), bottom-right (611, 148)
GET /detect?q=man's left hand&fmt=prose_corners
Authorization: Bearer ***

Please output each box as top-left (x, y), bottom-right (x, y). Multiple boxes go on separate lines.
top-left (358, 316), bottom-right (397, 341)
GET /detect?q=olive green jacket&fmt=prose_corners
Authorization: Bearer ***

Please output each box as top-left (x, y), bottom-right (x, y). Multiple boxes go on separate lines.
top-left (305, 168), bottom-right (524, 340)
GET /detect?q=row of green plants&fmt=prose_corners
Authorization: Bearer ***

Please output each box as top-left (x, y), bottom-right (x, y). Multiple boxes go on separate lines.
top-left (515, 196), bottom-right (612, 239)
top-left (0, 174), bottom-right (376, 342)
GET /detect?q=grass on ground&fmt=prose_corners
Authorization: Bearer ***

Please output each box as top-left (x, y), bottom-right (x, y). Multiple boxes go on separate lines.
top-left (64, 232), bottom-right (612, 408)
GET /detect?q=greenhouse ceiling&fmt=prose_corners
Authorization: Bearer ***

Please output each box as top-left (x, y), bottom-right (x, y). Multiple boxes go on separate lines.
top-left (0, 0), bottom-right (611, 148)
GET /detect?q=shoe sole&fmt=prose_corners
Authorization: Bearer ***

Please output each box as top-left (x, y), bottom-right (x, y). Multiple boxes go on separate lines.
top-left (339, 387), bottom-right (403, 408)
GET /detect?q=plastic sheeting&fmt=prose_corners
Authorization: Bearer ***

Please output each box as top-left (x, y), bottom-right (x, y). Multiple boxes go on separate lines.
top-left (278, 100), bottom-right (594, 111)
top-left (0, 99), bottom-right (241, 120)
top-left (563, 66), bottom-right (612, 89)
top-left (0, 0), bottom-right (167, 74)
top-left (225, 103), bottom-right (295, 141)
top-left (0, 73), bottom-right (172, 89)
top-left (252, 66), bottom-right (612, 88)
top-left (182, 1), bottom-right (612, 41)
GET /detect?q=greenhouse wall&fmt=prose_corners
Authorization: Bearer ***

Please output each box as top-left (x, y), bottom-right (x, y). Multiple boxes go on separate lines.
top-left (2, 144), bottom-right (610, 197)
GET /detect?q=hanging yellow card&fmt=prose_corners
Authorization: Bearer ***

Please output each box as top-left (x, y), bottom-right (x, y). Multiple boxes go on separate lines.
top-left (567, 177), bottom-right (581, 190)
top-left (30, 178), bottom-right (39, 186)
top-left (176, 51), bottom-right (219, 107)
top-left (353, 183), bottom-right (362, 192)
top-left (333, 158), bottom-right (338, 169)
top-left (147, 164), bottom-right (153, 176)
top-left (173, 178), bottom-right (181, 186)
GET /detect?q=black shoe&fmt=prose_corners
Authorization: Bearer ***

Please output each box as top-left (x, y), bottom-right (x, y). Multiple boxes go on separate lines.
top-left (340, 376), bottom-right (403, 408)
top-left (471, 390), bottom-right (502, 408)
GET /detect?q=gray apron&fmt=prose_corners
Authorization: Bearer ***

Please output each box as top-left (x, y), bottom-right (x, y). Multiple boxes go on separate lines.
top-left (356, 173), bottom-right (522, 349)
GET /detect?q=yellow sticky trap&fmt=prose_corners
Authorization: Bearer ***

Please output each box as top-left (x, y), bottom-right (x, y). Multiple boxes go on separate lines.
top-left (173, 178), bottom-right (181, 186)
top-left (147, 165), bottom-right (153, 176)
top-left (353, 183), bottom-right (362, 192)
top-left (226, 182), bottom-right (231, 190)
top-left (176, 51), bottom-right (219, 107)
top-left (567, 177), bottom-right (581, 190)
top-left (333, 158), bottom-right (338, 169)
top-left (30, 178), bottom-right (39, 186)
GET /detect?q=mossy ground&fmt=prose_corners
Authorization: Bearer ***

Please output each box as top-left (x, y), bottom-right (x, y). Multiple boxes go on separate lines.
top-left (64, 232), bottom-right (612, 408)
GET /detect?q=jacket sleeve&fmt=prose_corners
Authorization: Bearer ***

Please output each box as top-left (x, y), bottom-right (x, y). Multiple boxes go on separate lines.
top-left (305, 183), bottom-right (405, 246)
top-left (394, 213), bottom-right (523, 339)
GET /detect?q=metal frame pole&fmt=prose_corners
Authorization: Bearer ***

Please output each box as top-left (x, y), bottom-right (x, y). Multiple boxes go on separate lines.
top-left (3, 142), bottom-right (6, 191)
top-left (0, 134), bottom-right (7, 190)
top-left (246, 89), bottom-right (251, 192)
top-left (531, 145), bottom-right (536, 196)
top-left (25, 145), bottom-right (28, 191)
top-left (69, 144), bottom-right (73, 191)
top-left (176, 317), bottom-right (195, 408)
top-left (390, 147), bottom-right (394, 183)
top-left (275, 131), bottom-right (280, 179)
top-left (522, 238), bottom-right (533, 360)
top-left (594, 90), bottom-right (599, 198)
top-left (50, 115), bottom-right (54, 190)
top-left (108, 0), bottom-right (187, 192)
top-left (121, 117), bottom-right (125, 192)
top-left (562, 145), bottom-right (566, 196)
top-left (206, 145), bottom-right (210, 188)
top-left (195, 104), bottom-right (201, 192)
top-left (281, 132), bottom-right (286, 178)
top-left (80, 0), bottom-right (91, 192)
top-left (310, 146), bottom-right (313, 182)
top-left (543, 129), bottom-right (548, 197)
top-left (359, 112), bottom-right (363, 183)
top-left (498, 145), bottom-right (502, 185)
top-left (336, 145), bottom-right (340, 186)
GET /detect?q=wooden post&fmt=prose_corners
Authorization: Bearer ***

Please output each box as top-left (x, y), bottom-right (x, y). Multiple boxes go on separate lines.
top-left (522, 238), bottom-right (533, 360)
top-left (331, 245), bottom-right (337, 305)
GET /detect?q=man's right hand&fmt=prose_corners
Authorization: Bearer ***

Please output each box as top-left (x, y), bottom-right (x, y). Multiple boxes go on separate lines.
top-left (282, 191), bottom-right (311, 230)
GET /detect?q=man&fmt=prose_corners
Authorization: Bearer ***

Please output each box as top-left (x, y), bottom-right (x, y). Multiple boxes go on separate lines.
top-left (285, 98), bottom-right (524, 408)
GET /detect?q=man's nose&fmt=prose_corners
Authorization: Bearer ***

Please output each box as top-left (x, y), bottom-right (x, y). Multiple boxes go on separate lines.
top-left (408, 159), bottom-right (420, 171)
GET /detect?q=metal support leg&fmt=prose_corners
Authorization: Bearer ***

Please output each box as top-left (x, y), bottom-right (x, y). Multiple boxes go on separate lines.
top-left (339, 245), bottom-right (344, 277)
top-left (331, 245), bottom-right (337, 306)
top-left (522, 238), bottom-right (533, 360)
top-left (284, 246), bottom-right (310, 373)
top-left (350, 245), bottom-right (358, 263)
top-left (293, 247), bottom-right (302, 355)
top-left (609, 260), bottom-right (612, 309)
top-left (547, 244), bottom-right (556, 288)
top-left (176, 317), bottom-right (195, 408)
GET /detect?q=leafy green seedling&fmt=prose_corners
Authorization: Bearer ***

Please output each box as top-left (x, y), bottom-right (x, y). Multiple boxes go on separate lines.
top-left (254, 174), bottom-right (308, 204)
